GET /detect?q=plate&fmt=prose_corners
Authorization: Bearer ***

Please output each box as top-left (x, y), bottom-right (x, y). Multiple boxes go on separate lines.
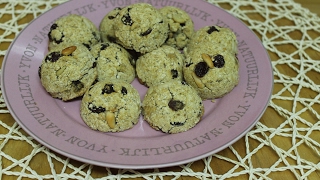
top-left (1, 0), bottom-right (273, 169)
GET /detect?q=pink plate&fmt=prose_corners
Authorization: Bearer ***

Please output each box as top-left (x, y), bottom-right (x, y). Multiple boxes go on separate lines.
top-left (1, 0), bottom-right (273, 169)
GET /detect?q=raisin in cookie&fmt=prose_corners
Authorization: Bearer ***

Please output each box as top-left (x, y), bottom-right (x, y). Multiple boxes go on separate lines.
top-left (136, 45), bottom-right (184, 87)
top-left (142, 80), bottom-right (204, 134)
top-left (185, 25), bottom-right (238, 55)
top-left (90, 42), bottom-right (135, 83)
top-left (159, 6), bottom-right (194, 50)
top-left (48, 14), bottom-right (100, 50)
top-left (39, 43), bottom-right (97, 101)
top-left (100, 7), bottom-right (122, 42)
top-left (183, 46), bottom-right (239, 100)
top-left (113, 3), bottom-right (169, 53)
top-left (80, 81), bottom-right (141, 132)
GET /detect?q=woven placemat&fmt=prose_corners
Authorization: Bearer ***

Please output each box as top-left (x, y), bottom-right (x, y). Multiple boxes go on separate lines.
top-left (0, 0), bottom-right (319, 179)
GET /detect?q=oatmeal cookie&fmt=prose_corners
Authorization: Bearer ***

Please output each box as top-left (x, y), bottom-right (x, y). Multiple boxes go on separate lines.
top-left (90, 42), bottom-right (135, 83)
top-left (48, 14), bottom-right (100, 50)
top-left (39, 43), bottom-right (97, 101)
top-left (113, 3), bottom-right (169, 53)
top-left (136, 45), bottom-right (184, 87)
top-left (183, 46), bottom-right (239, 100)
top-left (80, 81), bottom-right (141, 132)
top-left (142, 80), bottom-right (204, 134)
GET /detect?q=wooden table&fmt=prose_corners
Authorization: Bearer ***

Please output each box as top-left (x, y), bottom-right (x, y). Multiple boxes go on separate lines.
top-left (0, 0), bottom-right (319, 179)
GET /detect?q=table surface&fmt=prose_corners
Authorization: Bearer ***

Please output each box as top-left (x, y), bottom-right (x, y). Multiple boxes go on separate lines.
top-left (0, 0), bottom-right (319, 179)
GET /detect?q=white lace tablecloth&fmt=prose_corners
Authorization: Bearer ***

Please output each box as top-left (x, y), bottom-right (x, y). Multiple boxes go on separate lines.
top-left (0, 0), bottom-right (319, 179)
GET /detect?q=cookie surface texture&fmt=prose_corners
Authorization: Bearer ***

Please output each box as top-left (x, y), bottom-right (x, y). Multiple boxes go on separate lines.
top-left (136, 45), bottom-right (184, 87)
top-left (90, 42), bottom-right (136, 83)
top-left (185, 25), bottom-right (238, 55)
top-left (142, 80), bottom-right (204, 134)
top-left (160, 6), bottom-right (194, 49)
top-left (100, 7), bottom-right (122, 42)
top-left (39, 43), bottom-right (97, 101)
top-left (80, 81), bottom-right (141, 132)
top-left (183, 46), bottom-right (239, 100)
top-left (48, 14), bottom-right (100, 50)
top-left (113, 3), bottom-right (169, 53)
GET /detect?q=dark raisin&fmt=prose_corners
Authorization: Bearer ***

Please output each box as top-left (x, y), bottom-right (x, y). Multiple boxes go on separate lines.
top-left (45, 52), bottom-right (61, 62)
top-left (141, 28), bottom-right (152, 36)
top-left (72, 80), bottom-right (84, 92)
top-left (121, 87), bottom-right (127, 95)
top-left (170, 122), bottom-right (184, 126)
top-left (88, 103), bottom-right (106, 113)
top-left (121, 8), bottom-right (133, 26)
top-left (53, 34), bottom-right (64, 44)
top-left (168, 99), bottom-right (185, 111)
top-left (181, 81), bottom-right (188, 85)
top-left (83, 43), bottom-right (91, 50)
top-left (100, 43), bottom-right (109, 51)
top-left (207, 26), bottom-right (219, 34)
top-left (48, 23), bottom-right (58, 41)
top-left (194, 62), bottom-right (209, 77)
top-left (185, 62), bottom-right (193, 67)
top-left (213, 54), bottom-right (225, 68)
top-left (38, 65), bottom-right (42, 78)
top-left (92, 62), bottom-right (97, 68)
top-left (171, 69), bottom-right (178, 79)
top-left (50, 23), bottom-right (58, 30)
top-left (102, 84), bottom-right (115, 94)
top-left (180, 23), bottom-right (186, 27)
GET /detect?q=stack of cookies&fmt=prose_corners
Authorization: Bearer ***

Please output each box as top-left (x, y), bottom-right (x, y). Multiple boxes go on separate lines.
top-left (38, 3), bottom-right (239, 134)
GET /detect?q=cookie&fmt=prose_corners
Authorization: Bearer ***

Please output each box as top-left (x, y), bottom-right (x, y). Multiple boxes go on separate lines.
top-left (100, 7), bottom-right (122, 42)
top-left (159, 6), bottom-right (194, 49)
top-left (185, 25), bottom-right (238, 55)
top-left (113, 3), bottom-right (169, 53)
top-left (90, 42), bottom-right (136, 83)
top-left (136, 45), bottom-right (184, 87)
top-left (183, 46), bottom-right (239, 100)
top-left (39, 43), bottom-right (97, 101)
top-left (80, 81), bottom-right (141, 132)
top-left (48, 14), bottom-right (100, 50)
top-left (142, 80), bottom-right (204, 134)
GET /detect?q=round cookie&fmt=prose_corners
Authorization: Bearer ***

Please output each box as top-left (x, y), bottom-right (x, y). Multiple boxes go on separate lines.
top-left (90, 42), bottom-right (135, 83)
top-left (142, 80), bottom-right (204, 134)
top-left (185, 25), bottom-right (238, 55)
top-left (39, 43), bottom-right (97, 101)
top-left (136, 45), bottom-right (184, 87)
top-left (113, 3), bottom-right (169, 54)
top-left (48, 14), bottom-right (100, 50)
top-left (100, 7), bottom-right (122, 42)
top-left (159, 6), bottom-right (194, 50)
top-left (80, 81), bottom-right (141, 132)
top-left (183, 46), bottom-right (239, 100)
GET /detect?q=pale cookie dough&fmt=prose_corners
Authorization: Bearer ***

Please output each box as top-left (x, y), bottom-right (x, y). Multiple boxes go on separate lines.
top-left (39, 43), bottom-right (97, 101)
top-left (185, 25), bottom-right (238, 55)
top-left (100, 7), bottom-right (122, 42)
top-left (136, 45), bottom-right (184, 87)
top-left (80, 81), bottom-right (141, 132)
top-left (90, 42), bottom-right (136, 83)
top-left (48, 14), bottom-right (100, 50)
top-left (159, 6), bottom-right (194, 49)
top-left (113, 3), bottom-right (169, 53)
top-left (183, 46), bottom-right (239, 100)
top-left (142, 80), bottom-right (204, 134)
